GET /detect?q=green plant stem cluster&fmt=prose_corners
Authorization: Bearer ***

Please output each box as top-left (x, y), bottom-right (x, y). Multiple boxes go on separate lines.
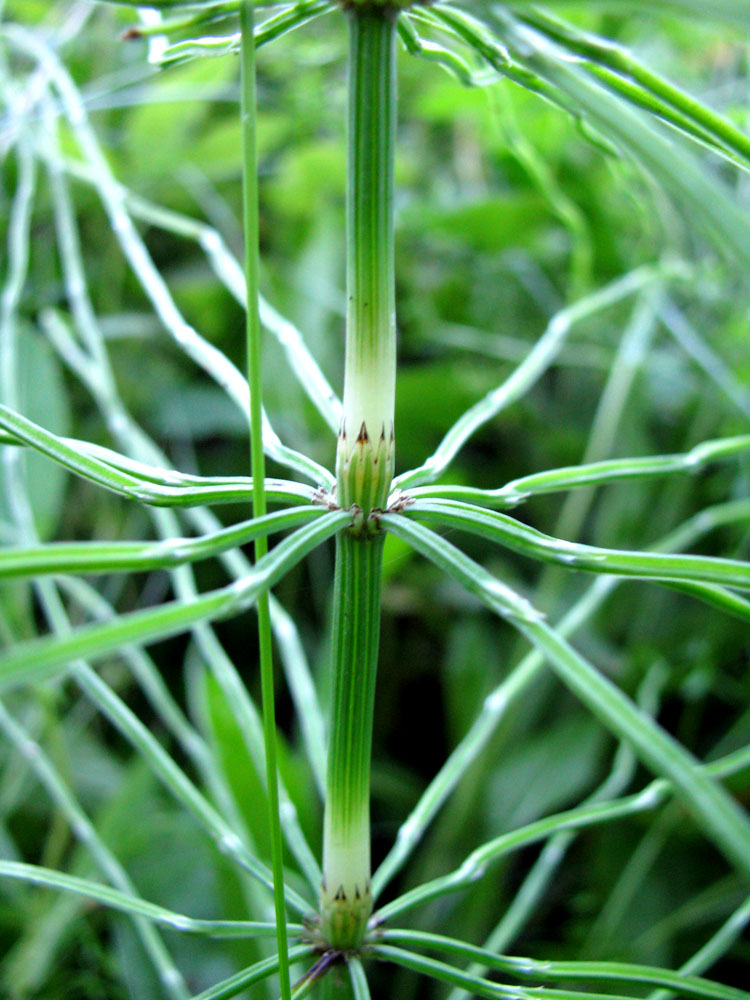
top-left (2, 1), bottom-right (750, 998)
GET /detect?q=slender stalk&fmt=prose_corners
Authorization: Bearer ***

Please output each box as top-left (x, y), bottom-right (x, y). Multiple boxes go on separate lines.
top-left (240, 3), bottom-right (291, 997)
top-left (319, 3), bottom-right (398, 953)
top-left (321, 531), bottom-right (385, 948)
top-left (336, 5), bottom-right (397, 520)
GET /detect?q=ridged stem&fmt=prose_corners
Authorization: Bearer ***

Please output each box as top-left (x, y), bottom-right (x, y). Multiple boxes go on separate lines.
top-left (336, 6), bottom-right (397, 520)
top-left (320, 0), bottom-right (397, 959)
top-left (321, 531), bottom-right (385, 949)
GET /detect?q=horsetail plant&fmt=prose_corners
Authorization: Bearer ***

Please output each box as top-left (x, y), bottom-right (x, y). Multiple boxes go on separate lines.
top-left (321, 3), bottom-right (398, 954)
top-left (2, 0), bottom-right (750, 998)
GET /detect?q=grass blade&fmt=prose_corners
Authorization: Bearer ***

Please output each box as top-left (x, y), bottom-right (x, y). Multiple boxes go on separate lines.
top-left (240, 1), bottom-right (292, 991)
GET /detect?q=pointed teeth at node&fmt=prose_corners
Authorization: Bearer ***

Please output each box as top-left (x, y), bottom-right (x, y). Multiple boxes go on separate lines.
top-left (357, 421), bottom-right (369, 444)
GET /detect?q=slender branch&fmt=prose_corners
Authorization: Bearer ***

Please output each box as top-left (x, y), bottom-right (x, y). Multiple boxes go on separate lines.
top-left (0, 861), bottom-right (303, 940)
top-left (376, 930), bottom-right (750, 1000)
top-left (0, 403), bottom-right (315, 507)
top-left (408, 436), bottom-right (750, 508)
top-left (0, 513), bottom-right (348, 692)
top-left (407, 499), bottom-right (750, 592)
top-left (242, 3), bottom-right (291, 991)
top-left (0, 507), bottom-right (326, 580)
top-left (381, 516), bottom-right (750, 887)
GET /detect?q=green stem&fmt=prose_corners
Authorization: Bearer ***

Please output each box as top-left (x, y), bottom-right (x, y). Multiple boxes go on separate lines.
top-left (336, 5), bottom-right (397, 520)
top-left (321, 531), bottom-right (385, 949)
top-left (240, 3), bottom-right (292, 998)
top-left (320, 6), bottom-right (399, 949)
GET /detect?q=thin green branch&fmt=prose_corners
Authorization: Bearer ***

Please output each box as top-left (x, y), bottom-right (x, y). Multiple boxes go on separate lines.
top-left (508, 0), bottom-right (750, 24)
top-left (374, 745), bottom-right (750, 923)
top-left (510, 7), bottom-right (750, 171)
top-left (0, 506), bottom-right (326, 580)
top-left (190, 946), bottom-right (316, 1000)
top-left (2, 22), bottom-right (330, 485)
top-left (348, 957), bottom-right (371, 1000)
top-left (0, 704), bottom-right (190, 1000)
top-left (381, 517), bottom-right (750, 889)
top-left (408, 499), bottom-right (750, 592)
top-left (70, 660), bottom-right (312, 915)
top-left (373, 497), bottom-right (750, 899)
top-left (409, 435), bottom-right (750, 508)
top-left (479, 11), bottom-right (750, 271)
top-left (376, 930), bottom-right (750, 1000)
top-left (269, 595), bottom-right (327, 798)
top-left (394, 265), bottom-right (673, 490)
top-left (49, 160), bottom-right (343, 435)
top-left (0, 860), bottom-right (302, 939)
top-left (397, 13), bottom-right (496, 87)
top-left (370, 943), bottom-right (632, 1000)
top-left (0, 512), bottom-right (349, 692)
top-left (39, 100), bottom-right (322, 899)
top-left (445, 672), bottom-right (662, 1000)
top-left (0, 404), bottom-right (315, 507)
top-left (649, 895), bottom-right (750, 1000)
top-left (660, 300), bottom-right (750, 418)
top-left (58, 575), bottom-right (211, 770)
top-left (414, 5), bottom-right (561, 104)
top-left (156, 0), bottom-right (333, 65)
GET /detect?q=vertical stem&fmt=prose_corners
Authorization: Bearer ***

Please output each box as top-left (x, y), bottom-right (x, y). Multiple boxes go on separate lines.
top-left (321, 3), bottom-right (398, 953)
top-left (321, 531), bottom-right (385, 949)
top-left (336, 6), bottom-right (397, 520)
top-left (240, 5), bottom-right (291, 998)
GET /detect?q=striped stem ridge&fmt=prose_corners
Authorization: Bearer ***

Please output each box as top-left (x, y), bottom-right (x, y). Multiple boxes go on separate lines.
top-left (336, 4), bottom-right (397, 525)
top-left (321, 530), bottom-right (385, 948)
top-left (321, 10), bottom-right (397, 950)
